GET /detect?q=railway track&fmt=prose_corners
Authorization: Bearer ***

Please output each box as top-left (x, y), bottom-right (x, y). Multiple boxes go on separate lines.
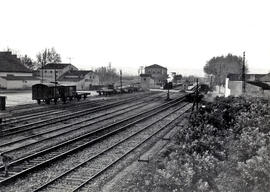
top-left (2, 92), bottom-right (155, 126)
top-left (0, 100), bottom-right (156, 155)
top-left (0, 93), bottom-right (170, 151)
top-left (0, 95), bottom-right (188, 186)
top-left (0, 92), bottom-right (160, 137)
top-left (31, 103), bottom-right (191, 192)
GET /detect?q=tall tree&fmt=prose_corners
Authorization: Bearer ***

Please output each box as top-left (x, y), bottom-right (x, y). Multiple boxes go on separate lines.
top-left (36, 47), bottom-right (62, 67)
top-left (203, 54), bottom-right (248, 86)
top-left (20, 55), bottom-right (36, 70)
top-left (95, 64), bottom-right (119, 85)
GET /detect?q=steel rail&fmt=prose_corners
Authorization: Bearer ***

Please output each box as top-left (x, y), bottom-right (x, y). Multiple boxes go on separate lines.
top-left (0, 92), bottom-right (165, 148)
top-left (0, 95), bottom-right (186, 184)
top-left (2, 92), bottom-right (155, 126)
top-left (1, 101), bottom-right (147, 153)
top-left (0, 94), bottom-right (155, 136)
top-left (72, 104), bottom-right (191, 192)
top-left (33, 103), bottom-right (191, 192)
top-left (2, 92), bottom-right (156, 126)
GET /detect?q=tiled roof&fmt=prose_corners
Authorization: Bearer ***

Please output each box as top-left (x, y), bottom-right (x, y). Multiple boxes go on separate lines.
top-left (58, 70), bottom-right (93, 82)
top-left (247, 81), bottom-right (270, 90)
top-left (145, 64), bottom-right (167, 69)
top-left (0, 52), bottom-right (31, 73)
top-left (43, 63), bottom-right (71, 69)
top-left (0, 75), bottom-right (40, 81)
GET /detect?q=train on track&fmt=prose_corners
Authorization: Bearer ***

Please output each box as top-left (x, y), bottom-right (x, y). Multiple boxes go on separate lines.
top-left (32, 83), bottom-right (89, 104)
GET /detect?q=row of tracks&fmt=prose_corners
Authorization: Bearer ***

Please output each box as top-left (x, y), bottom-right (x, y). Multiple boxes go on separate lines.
top-left (0, 92), bottom-right (191, 191)
top-left (0, 92), bottom-right (167, 157)
top-left (2, 92), bottom-right (155, 127)
top-left (0, 91), bottom-right (171, 162)
top-left (0, 92), bottom-right (159, 137)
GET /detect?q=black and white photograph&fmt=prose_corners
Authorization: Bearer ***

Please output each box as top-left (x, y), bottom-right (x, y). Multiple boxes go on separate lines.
top-left (0, 0), bottom-right (270, 191)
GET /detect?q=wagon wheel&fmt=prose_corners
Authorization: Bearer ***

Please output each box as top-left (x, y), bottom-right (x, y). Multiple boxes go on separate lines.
top-left (62, 97), bottom-right (67, 104)
top-left (45, 99), bottom-right (51, 105)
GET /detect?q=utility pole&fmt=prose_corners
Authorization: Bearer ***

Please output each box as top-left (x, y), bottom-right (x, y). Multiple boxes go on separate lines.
top-left (54, 68), bottom-right (57, 103)
top-left (54, 68), bottom-right (57, 84)
top-left (166, 81), bottom-right (170, 101)
top-left (219, 62), bottom-right (221, 94)
top-left (242, 51), bottom-right (246, 94)
top-left (189, 78), bottom-right (199, 120)
top-left (41, 63), bottom-right (44, 83)
top-left (196, 78), bottom-right (199, 110)
top-left (120, 70), bottom-right (123, 93)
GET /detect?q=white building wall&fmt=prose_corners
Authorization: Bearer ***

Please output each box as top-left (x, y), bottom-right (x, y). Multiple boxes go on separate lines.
top-left (84, 72), bottom-right (100, 88)
top-left (40, 65), bottom-right (78, 83)
top-left (58, 72), bottom-right (99, 91)
top-left (225, 78), bottom-right (231, 97)
top-left (0, 77), bottom-right (7, 88)
top-left (6, 80), bottom-right (40, 89)
top-left (0, 72), bottom-right (32, 77)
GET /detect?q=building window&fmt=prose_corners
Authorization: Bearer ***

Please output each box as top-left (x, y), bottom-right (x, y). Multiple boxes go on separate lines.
top-left (45, 70), bottom-right (47, 73)
top-left (50, 71), bottom-right (53, 73)
top-left (56, 71), bottom-right (58, 73)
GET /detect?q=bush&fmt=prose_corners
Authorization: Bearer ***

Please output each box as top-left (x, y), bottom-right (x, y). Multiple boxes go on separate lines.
top-left (140, 96), bottom-right (270, 192)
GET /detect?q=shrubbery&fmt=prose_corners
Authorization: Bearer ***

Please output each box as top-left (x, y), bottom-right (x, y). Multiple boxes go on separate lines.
top-left (133, 96), bottom-right (270, 192)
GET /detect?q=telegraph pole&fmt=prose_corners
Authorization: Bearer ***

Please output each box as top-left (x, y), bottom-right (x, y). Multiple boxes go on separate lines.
top-left (242, 51), bottom-right (246, 93)
top-left (41, 63), bottom-right (44, 83)
top-left (120, 70), bottom-right (123, 93)
top-left (54, 68), bottom-right (57, 84)
top-left (196, 78), bottom-right (199, 110)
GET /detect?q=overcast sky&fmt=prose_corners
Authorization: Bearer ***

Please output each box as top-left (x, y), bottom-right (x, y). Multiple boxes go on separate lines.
top-left (1, 0), bottom-right (270, 76)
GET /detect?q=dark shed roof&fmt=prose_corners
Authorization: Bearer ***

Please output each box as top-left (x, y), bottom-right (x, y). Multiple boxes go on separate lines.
top-left (0, 52), bottom-right (31, 73)
top-left (140, 74), bottom-right (152, 77)
top-left (145, 64), bottom-right (167, 69)
top-left (43, 63), bottom-right (71, 69)
top-left (58, 70), bottom-right (93, 82)
top-left (227, 73), bottom-right (266, 81)
top-left (259, 73), bottom-right (270, 82)
top-left (247, 81), bottom-right (270, 90)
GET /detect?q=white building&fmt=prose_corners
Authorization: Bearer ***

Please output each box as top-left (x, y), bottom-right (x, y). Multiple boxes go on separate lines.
top-left (58, 70), bottom-right (99, 90)
top-left (39, 63), bottom-right (78, 83)
top-left (0, 51), bottom-right (40, 89)
top-left (0, 75), bottom-right (40, 89)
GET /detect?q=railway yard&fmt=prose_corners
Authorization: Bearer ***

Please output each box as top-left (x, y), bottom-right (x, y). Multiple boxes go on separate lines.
top-left (0, 90), bottom-right (193, 192)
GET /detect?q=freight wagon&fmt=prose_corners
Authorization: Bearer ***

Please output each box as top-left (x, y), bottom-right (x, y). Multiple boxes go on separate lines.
top-left (32, 83), bottom-right (88, 104)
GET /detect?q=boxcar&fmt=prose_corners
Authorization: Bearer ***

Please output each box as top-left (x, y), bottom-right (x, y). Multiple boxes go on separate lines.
top-left (32, 83), bottom-right (77, 104)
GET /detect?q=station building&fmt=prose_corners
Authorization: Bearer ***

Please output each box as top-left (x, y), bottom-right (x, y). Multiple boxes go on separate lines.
top-left (140, 64), bottom-right (168, 90)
